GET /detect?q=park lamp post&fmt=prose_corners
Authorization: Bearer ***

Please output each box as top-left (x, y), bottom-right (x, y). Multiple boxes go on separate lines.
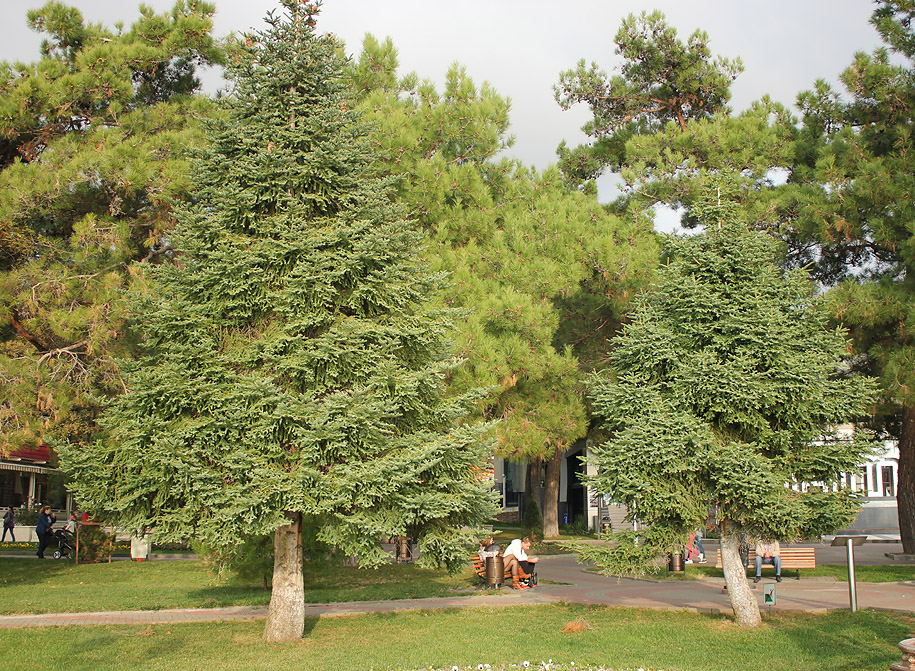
top-left (830, 534), bottom-right (868, 613)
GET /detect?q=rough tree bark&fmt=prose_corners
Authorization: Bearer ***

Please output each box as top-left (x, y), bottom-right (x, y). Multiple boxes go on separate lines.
top-left (543, 448), bottom-right (563, 538)
top-left (899, 407), bottom-right (915, 555)
top-left (263, 512), bottom-right (305, 642)
top-left (720, 528), bottom-right (761, 627)
top-left (528, 458), bottom-right (543, 518)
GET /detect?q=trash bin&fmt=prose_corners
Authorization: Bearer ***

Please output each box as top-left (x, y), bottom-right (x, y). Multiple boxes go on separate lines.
top-left (485, 555), bottom-right (504, 587)
top-left (130, 535), bottom-right (150, 561)
top-left (667, 552), bottom-right (684, 572)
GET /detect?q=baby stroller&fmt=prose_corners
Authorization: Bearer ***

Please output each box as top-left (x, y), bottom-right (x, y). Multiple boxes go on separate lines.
top-left (51, 527), bottom-right (76, 559)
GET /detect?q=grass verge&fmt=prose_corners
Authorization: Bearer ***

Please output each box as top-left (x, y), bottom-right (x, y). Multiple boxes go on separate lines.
top-left (685, 563), bottom-right (915, 583)
top-left (0, 557), bottom-right (477, 615)
top-left (0, 603), bottom-right (911, 671)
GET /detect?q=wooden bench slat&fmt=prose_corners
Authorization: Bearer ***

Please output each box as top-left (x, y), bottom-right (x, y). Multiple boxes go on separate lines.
top-left (713, 548), bottom-right (816, 572)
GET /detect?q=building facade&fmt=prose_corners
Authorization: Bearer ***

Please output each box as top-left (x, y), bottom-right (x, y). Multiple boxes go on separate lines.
top-left (0, 445), bottom-right (68, 510)
top-left (495, 426), bottom-right (901, 534)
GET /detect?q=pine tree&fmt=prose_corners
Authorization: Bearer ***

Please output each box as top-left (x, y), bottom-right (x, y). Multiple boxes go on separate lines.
top-left (0, 1), bottom-right (224, 451)
top-left (783, 0), bottom-right (915, 553)
top-left (59, 2), bottom-right (495, 642)
top-left (583, 219), bottom-right (876, 626)
top-left (554, 10), bottom-right (743, 187)
top-left (351, 37), bottom-right (658, 537)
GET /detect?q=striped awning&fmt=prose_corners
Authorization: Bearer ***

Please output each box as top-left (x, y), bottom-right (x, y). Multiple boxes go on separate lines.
top-left (0, 461), bottom-right (57, 475)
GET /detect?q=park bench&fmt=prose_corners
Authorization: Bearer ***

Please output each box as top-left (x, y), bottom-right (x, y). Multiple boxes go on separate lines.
top-left (471, 553), bottom-right (538, 587)
top-left (714, 547), bottom-right (816, 580)
top-left (471, 552), bottom-right (511, 585)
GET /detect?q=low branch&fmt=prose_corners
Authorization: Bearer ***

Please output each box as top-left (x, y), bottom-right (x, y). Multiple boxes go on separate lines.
top-left (8, 313), bottom-right (48, 352)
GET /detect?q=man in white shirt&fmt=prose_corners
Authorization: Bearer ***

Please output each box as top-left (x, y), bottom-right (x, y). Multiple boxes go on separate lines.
top-left (503, 536), bottom-right (538, 589)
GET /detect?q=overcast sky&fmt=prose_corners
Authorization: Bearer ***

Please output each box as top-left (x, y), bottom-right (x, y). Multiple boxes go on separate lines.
top-left (0, 0), bottom-right (884, 173)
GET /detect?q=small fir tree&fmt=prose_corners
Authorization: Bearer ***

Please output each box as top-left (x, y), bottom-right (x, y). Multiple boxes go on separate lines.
top-left (582, 218), bottom-right (876, 626)
top-left (60, 1), bottom-right (495, 642)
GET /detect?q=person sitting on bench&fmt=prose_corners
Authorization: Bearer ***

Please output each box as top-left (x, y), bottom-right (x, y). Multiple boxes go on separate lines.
top-left (503, 536), bottom-right (538, 589)
top-left (754, 538), bottom-right (782, 583)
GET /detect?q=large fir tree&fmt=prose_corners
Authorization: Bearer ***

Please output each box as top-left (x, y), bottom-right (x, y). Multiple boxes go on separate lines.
top-left (60, 1), bottom-right (495, 642)
top-left (583, 217), bottom-right (875, 626)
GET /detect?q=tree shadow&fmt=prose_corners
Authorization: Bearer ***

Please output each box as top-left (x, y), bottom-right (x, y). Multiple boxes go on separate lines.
top-left (0, 556), bottom-right (82, 588)
top-left (767, 609), bottom-right (913, 671)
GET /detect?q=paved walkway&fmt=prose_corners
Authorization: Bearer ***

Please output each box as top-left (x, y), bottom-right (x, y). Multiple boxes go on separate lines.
top-left (0, 542), bottom-right (912, 629)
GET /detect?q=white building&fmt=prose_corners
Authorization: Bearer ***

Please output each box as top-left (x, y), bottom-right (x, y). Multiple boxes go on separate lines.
top-left (494, 425), bottom-right (900, 534)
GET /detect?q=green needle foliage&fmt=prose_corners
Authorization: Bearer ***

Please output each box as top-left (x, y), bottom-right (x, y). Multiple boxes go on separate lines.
top-left (784, 0), bottom-right (915, 553)
top-left (583, 220), bottom-right (877, 621)
top-left (350, 36), bottom-right (658, 535)
top-left (59, 0), bottom-right (495, 627)
top-left (554, 10), bottom-right (743, 187)
top-left (0, 1), bottom-right (224, 451)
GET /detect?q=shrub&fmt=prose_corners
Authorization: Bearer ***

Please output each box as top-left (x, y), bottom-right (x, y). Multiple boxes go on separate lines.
top-left (76, 524), bottom-right (116, 563)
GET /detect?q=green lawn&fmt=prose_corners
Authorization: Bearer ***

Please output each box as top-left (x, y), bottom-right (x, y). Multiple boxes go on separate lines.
top-left (0, 557), bottom-right (477, 615)
top-left (0, 604), bottom-right (911, 671)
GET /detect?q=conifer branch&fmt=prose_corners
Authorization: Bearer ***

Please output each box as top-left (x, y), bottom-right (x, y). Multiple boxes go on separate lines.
top-left (8, 311), bottom-right (48, 352)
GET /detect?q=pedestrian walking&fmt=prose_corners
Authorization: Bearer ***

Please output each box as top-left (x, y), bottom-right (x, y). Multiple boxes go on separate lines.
top-left (35, 506), bottom-right (56, 559)
top-left (1, 506), bottom-right (14, 542)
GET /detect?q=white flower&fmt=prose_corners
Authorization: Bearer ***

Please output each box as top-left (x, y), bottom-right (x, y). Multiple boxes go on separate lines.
top-left (522, 663), bottom-right (530, 669)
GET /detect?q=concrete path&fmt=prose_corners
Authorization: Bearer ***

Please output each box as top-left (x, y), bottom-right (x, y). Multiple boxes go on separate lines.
top-left (0, 542), bottom-right (912, 629)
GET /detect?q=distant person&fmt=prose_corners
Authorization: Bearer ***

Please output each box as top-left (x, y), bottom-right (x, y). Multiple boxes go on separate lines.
top-left (35, 506), bottom-right (56, 559)
top-left (478, 536), bottom-right (500, 559)
top-left (754, 538), bottom-right (782, 583)
top-left (503, 536), bottom-right (538, 589)
top-left (1, 506), bottom-right (14, 542)
top-left (685, 530), bottom-right (705, 564)
top-left (64, 513), bottom-right (77, 534)
top-left (694, 528), bottom-right (707, 563)
top-left (684, 533), bottom-right (697, 564)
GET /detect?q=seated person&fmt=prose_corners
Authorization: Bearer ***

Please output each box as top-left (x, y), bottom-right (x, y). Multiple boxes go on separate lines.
top-left (503, 536), bottom-right (538, 589)
top-left (754, 539), bottom-right (782, 583)
top-left (478, 536), bottom-right (500, 559)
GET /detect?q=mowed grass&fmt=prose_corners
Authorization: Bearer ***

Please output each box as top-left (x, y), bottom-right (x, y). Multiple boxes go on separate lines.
top-left (0, 557), bottom-right (477, 615)
top-left (0, 604), bottom-right (911, 671)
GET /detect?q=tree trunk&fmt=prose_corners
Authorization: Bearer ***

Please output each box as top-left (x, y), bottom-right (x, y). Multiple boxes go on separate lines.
top-left (899, 406), bottom-right (915, 554)
top-left (543, 449), bottom-right (562, 538)
top-left (263, 512), bottom-right (305, 642)
top-left (528, 458), bottom-right (543, 515)
top-left (720, 529), bottom-right (761, 627)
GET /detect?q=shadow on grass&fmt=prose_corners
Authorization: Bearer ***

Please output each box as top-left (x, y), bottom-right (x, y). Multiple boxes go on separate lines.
top-left (770, 609), bottom-right (913, 671)
top-left (0, 556), bottom-right (82, 587)
top-left (184, 561), bottom-right (478, 606)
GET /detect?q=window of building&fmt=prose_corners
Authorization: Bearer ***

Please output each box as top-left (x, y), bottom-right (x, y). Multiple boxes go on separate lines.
top-left (882, 465), bottom-right (895, 497)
